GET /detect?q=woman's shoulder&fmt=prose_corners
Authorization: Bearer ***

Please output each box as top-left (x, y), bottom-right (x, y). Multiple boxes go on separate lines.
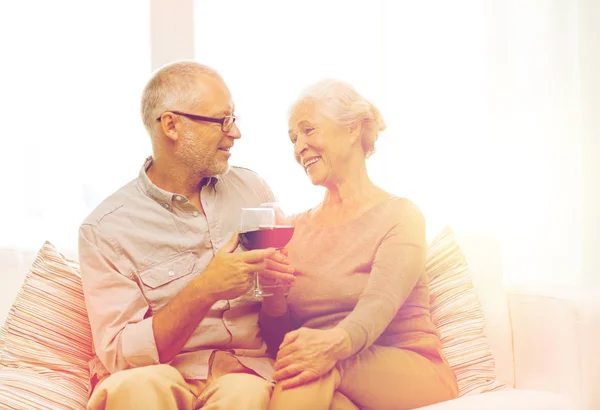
top-left (375, 195), bottom-right (425, 224)
top-left (289, 195), bottom-right (424, 231)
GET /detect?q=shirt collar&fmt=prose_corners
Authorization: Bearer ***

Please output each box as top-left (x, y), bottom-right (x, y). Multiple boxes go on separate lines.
top-left (138, 156), bottom-right (221, 208)
top-left (138, 156), bottom-right (174, 208)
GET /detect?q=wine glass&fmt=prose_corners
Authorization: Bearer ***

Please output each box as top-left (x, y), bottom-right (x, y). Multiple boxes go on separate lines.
top-left (239, 205), bottom-right (295, 300)
top-left (259, 202), bottom-right (291, 227)
top-left (258, 202), bottom-right (295, 295)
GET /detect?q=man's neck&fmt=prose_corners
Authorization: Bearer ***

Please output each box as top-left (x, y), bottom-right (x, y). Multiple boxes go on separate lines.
top-left (146, 157), bottom-right (205, 200)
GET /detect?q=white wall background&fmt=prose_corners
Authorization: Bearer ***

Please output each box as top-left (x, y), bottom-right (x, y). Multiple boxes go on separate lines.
top-left (0, 0), bottom-right (597, 288)
top-left (579, 0), bottom-right (600, 287)
top-left (0, 1), bottom-right (151, 251)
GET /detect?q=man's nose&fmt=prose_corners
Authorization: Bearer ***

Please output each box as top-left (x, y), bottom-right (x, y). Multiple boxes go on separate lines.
top-left (227, 122), bottom-right (241, 139)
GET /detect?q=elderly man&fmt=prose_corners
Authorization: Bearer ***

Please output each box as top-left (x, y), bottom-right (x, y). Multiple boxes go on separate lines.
top-left (79, 61), bottom-right (295, 410)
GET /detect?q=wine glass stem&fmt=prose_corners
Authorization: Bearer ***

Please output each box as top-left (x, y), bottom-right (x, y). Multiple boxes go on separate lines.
top-left (254, 272), bottom-right (261, 293)
top-left (254, 272), bottom-right (272, 297)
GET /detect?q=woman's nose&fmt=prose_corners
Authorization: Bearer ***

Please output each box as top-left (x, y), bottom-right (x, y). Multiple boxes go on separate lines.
top-left (294, 137), bottom-right (307, 156)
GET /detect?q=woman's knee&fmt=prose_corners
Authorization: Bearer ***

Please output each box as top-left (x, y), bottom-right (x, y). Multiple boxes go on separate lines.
top-left (329, 391), bottom-right (359, 410)
top-left (203, 373), bottom-right (272, 407)
top-left (268, 372), bottom-right (338, 410)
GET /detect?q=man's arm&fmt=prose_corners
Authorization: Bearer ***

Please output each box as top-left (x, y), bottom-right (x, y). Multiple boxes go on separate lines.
top-left (80, 226), bottom-right (293, 371)
top-left (151, 275), bottom-right (217, 363)
top-left (79, 224), bottom-right (161, 372)
top-left (151, 233), bottom-right (273, 363)
top-left (153, 235), bottom-right (295, 362)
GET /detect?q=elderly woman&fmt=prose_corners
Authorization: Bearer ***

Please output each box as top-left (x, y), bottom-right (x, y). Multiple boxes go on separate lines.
top-left (259, 80), bottom-right (458, 410)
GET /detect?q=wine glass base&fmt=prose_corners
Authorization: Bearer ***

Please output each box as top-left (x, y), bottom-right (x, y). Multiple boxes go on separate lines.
top-left (241, 289), bottom-right (273, 301)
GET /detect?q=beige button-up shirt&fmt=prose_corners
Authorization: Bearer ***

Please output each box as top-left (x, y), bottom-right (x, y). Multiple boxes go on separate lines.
top-left (79, 157), bottom-right (277, 382)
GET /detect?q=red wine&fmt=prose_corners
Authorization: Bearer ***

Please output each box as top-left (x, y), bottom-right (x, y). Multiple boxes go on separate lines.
top-left (239, 226), bottom-right (295, 250)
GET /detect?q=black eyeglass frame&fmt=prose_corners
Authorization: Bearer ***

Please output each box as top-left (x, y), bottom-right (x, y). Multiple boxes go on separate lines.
top-left (156, 110), bottom-right (237, 132)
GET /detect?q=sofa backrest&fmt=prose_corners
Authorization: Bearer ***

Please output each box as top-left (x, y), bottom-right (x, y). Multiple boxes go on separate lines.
top-left (456, 232), bottom-right (515, 388)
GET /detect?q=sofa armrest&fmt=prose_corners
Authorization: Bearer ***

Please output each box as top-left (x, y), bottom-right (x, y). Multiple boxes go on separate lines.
top-left (507, 285), bottom-right (600, 410)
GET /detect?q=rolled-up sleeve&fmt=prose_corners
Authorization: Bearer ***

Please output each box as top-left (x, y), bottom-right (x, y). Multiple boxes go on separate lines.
top-left (79, 224), bottom-right (160, 373)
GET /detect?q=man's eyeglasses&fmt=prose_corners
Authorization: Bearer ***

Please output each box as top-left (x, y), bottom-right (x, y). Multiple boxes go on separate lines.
top-left (157, 111), bottom-right (238, 132)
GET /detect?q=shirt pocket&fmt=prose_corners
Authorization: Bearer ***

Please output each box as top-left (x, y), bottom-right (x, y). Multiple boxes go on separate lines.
top-left (138, 251), bottom-right (197, 312)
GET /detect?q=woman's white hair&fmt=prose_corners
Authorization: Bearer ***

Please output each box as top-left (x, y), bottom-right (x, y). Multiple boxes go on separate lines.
top-left (291, 79), bottom-right (386, 158)
top-left (140, 61), bottom-right (221, 139)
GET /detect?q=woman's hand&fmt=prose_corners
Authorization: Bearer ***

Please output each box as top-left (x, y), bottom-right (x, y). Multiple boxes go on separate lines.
top-left (258, 247), bottom-right (295, 285)
top-left (273, 327), bottom-right (352, 389)
top-left (260, 248), bottom-right (294, 316)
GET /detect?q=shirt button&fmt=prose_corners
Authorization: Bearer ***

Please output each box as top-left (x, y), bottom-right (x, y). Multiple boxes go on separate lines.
top-left (168, 270), bottom-right (175, 277)
top-left (175, 195), bottom-right (182, 201)
top-left (193, 211), bottom-right (199, 217)
top-left (164, 203), bottom-right (170, 209)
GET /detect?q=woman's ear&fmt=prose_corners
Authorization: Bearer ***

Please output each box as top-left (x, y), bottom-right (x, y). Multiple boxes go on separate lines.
top-left (348, 120), bottom-right (363, 145)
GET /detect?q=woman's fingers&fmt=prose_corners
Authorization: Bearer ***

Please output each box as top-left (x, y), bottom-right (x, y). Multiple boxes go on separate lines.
top-left (265, 257), bottom-right (294, 273)
top-left (247, 257), bottom-right (295, 282)
top-left (272, 362), bottom-right (303, 382)
top-left (276, 330), bottom-right (304, 363)
top-left (260, 269), bottom-right (295, 283)
top-left (275, 344), bottom-right (296, 366)
top-left (268, 250), bottom-right (291, 264)
top-left (264, 252), bottom-right (295, 278)
top-left (281, 329), bottom-right (300, 346)
top-left (240, 248), bottom-right (276, 263)
top-left (274, 350), bottom-right (301, 370)
top-left (279, 370), bottom-right (320, 390)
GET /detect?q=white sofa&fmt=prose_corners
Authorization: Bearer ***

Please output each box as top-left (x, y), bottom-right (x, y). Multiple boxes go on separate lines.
top-left (1, 234), bottom-right (598, 410)
top-left (417, 234), bottom-right (599, 410)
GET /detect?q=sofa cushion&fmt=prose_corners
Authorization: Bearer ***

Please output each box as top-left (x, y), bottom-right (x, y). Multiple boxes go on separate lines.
top-left (414, 388), bottom-right (576, 410)
top-left (426, 227), bottom-right (505, 395)
top-left (0, 367), bottom-right (88, 410)
top-left (0, 242), bottom-right (91, 409)
top-left (454, 231), bottom-right (516, 387)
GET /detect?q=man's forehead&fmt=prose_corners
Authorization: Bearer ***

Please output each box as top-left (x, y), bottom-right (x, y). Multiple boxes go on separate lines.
top-left (212, 101), bottom-right (235, 116)
top-left (189, 76), bottom-right (235, 115)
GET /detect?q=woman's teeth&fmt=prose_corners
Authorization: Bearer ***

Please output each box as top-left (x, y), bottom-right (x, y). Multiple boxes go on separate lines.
top-left (304, 157), bottom-right (320, 168)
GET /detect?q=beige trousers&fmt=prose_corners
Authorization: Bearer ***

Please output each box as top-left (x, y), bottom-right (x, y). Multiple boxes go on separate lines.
top-left (87, 351), bottom-right (273, 410)
top-left (269, 345), bottom-right (458, 410)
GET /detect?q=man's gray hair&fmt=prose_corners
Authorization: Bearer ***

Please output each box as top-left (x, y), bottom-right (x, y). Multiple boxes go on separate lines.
top-left (141, 61), bottom-right (221, 139)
